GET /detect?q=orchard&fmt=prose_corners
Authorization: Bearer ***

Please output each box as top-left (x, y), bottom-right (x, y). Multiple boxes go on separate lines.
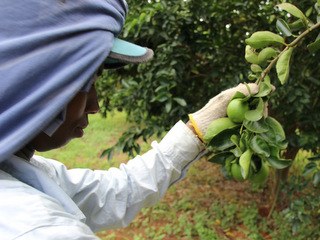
top-left (96, 0), bottom-right (320, 238)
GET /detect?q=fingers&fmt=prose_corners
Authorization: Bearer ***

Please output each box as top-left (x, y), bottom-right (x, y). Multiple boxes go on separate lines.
top-left (235, 83), bottom-right (259, 95)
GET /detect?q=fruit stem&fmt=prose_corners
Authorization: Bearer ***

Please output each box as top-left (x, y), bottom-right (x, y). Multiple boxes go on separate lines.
top-left (256, 21), bottom-right (320, 85)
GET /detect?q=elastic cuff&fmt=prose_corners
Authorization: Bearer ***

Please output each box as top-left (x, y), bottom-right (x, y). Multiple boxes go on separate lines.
top-left (158, 121), bottom-right (204, 169)
top-left (188, 114), bottom-right (204, 141)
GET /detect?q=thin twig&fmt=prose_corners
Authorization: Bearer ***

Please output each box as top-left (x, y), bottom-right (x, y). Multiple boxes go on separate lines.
top-left (256, 21), bottom-right (320, 85)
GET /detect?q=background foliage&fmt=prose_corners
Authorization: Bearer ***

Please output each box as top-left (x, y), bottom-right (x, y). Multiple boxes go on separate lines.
top-left (96, 0), bottom-right (319, 161)
top-left (38, 1), bottom-right (320, 238)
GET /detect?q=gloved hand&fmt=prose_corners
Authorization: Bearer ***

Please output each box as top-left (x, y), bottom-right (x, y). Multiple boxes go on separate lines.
top-left (188, 83), bottom-right (259, 140)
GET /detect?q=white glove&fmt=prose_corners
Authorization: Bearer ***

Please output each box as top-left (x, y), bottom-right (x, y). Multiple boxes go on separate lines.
top-left (188, 83), bottom-right (259, 140)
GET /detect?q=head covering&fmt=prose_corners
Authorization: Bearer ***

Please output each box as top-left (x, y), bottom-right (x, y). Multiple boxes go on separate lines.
top-left (0, 0), bottom-right (153, 163)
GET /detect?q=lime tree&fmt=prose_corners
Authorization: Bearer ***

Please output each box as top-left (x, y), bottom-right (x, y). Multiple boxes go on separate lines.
top-left (204, 2), bottom-right (320, 187)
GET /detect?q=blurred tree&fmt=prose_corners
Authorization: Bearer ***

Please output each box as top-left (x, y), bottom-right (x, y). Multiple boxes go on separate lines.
top-left (96, 0), bottom-right (319, 162)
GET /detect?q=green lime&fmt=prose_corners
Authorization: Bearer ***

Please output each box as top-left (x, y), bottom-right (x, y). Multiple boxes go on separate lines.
top-left (231, 163), bottom-right (245, 182)
top-left (250, 161), bottom-right (269, 185)
top-left (227, 99), bottom-right (250, 123)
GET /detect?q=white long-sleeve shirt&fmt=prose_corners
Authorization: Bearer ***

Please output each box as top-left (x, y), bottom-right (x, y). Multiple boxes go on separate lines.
top-left (0, 121), bottom-right (205, 239)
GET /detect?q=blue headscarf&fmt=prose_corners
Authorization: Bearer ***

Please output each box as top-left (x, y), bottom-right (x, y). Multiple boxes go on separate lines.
top-left (0, 0), bottom-right (127, 162)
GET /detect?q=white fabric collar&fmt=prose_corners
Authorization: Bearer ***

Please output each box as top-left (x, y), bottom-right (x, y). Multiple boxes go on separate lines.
top-left (1, 156), bottom-right (86, 222)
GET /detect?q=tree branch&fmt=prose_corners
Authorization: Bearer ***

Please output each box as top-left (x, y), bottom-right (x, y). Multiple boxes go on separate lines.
top-left (256, 21), bottom-right (320, 85)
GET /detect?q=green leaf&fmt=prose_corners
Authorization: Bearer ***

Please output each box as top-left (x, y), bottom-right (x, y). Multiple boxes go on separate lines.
top-left (276, 47), bottom-right (293, 85)
top-left (250, 135), bottom-right (270, 157)
top-left (260, 132), bottom-right (288, 149)
top-left (165, 101), bottom-right (172, 113)
top-left (239, 130), bottom-right (251, 151)
top-left (229, 135), bottom-right (242, 157)
top-left (306, 7), bottom-right (313, 18)
top-left (313, 171), bottom-right (320, 187)
top-left (231, 91), bottom-right (246, 100)
top-left (173, 97), bottom-right (187, 106)
top-left (220, 155), bottom-right (235, 179)
top-left (250, 64), bottom-right (262, 73)
top-left (270, 146), bottom-right (280, 158)
top-left (265, 117), bottom-right (286, 140)
top-left (276, 18), bottom-right (292, 37)
top-left (245, 31), bottom-right (285, 49)
top-left (254, 82), bottom-right (273, 97)
top-left (267, 156), bottom-right (292, 169)
top-left (245, 110), bottom-right (263, 122)
top-left (151, 92), bottom-right (170, 102)
top-left (263, 74), bottom-right (271, 85)
top-left (316, 2), bottom-right (320, 15)
top-left (100, 148), bottom-right (114, 160)
top-left (289, 19), bottom-right (307, 32)
top-left (248, 73), bottom-right (257, 81)
top-left (277, 3), bottom-right (308, 25)
top-left (239, 149), bottom-right (253, 179)
top-left (243, 119), bottom-right (269, 133)
top-left (302, 162), bottom-right (317, 176)
top-left (308, 154), bottom-right (320, 161)
top-left (244, 98), bottom-right (264, 121)
top-left (208, 128), bottom-right (240, 151)
top-left (307, 35), bottom-right (320, 54)
top-left (259, 117), bottom-right (287, 150)
top-left (230, 147), bottom-right (242, 158)
top-left (208, 151), bottom-right (233, 165)
top-left (138, 12), bottom-right (147, 22)
top-left (204, 118), bottom-right (239, 143)
top-left (258, 47), bottom-right (278, 66)
top-left (245, 45), bottom-right (259, 64)
top-left (230, 134), bottom-right (240, 146)
top-left (155, 85), bottom-right (167, 92)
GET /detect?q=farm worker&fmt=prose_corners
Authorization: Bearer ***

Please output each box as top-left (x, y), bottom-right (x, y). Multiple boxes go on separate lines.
top-left (0, 0), bottom-right (258, 239)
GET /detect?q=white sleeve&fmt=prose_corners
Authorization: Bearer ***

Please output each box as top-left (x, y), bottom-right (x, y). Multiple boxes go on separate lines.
top-left (45, 121), bottom-right (205, 232)
top-left (16, 225), bottom-right (100, 240)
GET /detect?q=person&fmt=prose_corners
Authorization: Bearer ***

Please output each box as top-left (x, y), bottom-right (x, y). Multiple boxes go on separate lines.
top-left (0, 0), bottom-right (258, 239)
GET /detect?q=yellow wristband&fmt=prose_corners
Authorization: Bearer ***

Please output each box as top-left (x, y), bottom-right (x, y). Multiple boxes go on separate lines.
top-left (188, 114), bottom-right (204, 141)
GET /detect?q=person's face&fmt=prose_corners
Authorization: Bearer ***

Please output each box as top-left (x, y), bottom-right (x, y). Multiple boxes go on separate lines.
top-left (30, 81), bottom-right (100, 152)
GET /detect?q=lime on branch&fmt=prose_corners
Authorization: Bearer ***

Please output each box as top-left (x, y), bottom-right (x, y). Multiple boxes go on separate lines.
top-left (205, 2), bottom-right (320, 187)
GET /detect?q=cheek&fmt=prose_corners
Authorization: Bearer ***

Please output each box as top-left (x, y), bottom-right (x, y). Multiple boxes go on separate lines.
top-left (66, 93), bottom-right (88, 120)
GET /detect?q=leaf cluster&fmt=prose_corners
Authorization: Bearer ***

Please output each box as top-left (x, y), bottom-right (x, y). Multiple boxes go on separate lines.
top-left (206, 89), bottom-right (291, 184)
top-left (245, 2), bottom-right (320, 85)
top-left (97, 0), bottom-right (320, 159)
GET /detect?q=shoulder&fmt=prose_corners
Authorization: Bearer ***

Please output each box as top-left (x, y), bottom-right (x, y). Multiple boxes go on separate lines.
top-left (32, 155), bottom-right (65, 173)
top-left (31, 155), bottom-right (69, 184)
top-left (0, 169), bottom-right (96, 240)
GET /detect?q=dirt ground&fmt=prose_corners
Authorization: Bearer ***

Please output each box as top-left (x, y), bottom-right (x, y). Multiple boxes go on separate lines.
top-left (97, 160), bottom-right (279, 240)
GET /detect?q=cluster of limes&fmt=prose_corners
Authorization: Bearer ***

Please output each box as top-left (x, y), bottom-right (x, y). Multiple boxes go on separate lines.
top-left (203, 87), bottom-right (291, 186)
top-left (202, 3), bottom-right (309, 186)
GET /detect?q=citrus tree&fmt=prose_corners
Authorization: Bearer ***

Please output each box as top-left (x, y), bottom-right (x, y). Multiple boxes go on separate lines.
top-left (97, 0), bottom-right (320, 185)
top-left (204, 1), bottom-right (320, 183)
